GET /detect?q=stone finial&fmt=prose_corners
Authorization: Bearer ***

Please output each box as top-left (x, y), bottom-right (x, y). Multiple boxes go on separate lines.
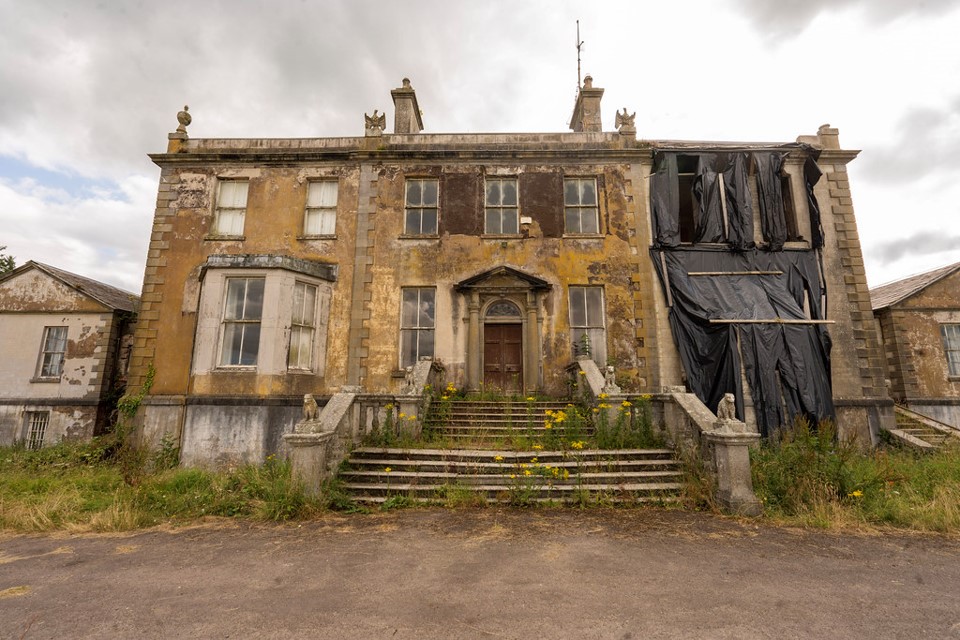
top-left (615, 107), bottom-right (636, 137)
top-left (176, 105), bottom-right (191, 134)
top-left (365, 109), bottom-right (386, 137)
top-left (391, 77), bottom-right (424, 134)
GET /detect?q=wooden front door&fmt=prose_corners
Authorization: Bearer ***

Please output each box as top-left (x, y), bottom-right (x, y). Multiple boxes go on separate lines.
top-left (483, 323), bottom-right (523, 392)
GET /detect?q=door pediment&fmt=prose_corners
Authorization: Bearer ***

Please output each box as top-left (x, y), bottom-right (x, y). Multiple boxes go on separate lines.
top-left (454, 266), bottom-right (551, 292)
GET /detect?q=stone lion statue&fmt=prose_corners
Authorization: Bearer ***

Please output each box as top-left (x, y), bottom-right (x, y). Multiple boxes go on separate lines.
top-left (302, 394), bottom-right (320, 422)
top-left (716, 393), bottom-right (737, 421)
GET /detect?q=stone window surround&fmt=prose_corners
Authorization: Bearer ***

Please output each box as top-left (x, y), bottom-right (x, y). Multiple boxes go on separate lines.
top-left (192, 261), bottom-right (333, 377)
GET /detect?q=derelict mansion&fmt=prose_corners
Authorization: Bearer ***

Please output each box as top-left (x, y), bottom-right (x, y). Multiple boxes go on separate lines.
top-left (128, 77), bottom-right (892, 463)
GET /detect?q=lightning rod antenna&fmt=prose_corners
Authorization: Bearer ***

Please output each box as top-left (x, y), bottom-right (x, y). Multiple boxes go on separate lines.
top-left (576, 20), bottom-right (584, 89)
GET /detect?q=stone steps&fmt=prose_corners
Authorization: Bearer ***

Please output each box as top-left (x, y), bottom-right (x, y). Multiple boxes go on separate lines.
top-left (423, 400), bottom-right (589, 446)
top-left (339, 447), bottom-right (683, 505)
top-left (887, 407), bottom-right (960, 451)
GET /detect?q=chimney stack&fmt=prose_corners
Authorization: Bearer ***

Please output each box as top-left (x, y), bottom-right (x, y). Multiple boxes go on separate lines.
top-left (569, 75), bottom-right (604, 133)
top-left (391, 78), bottom-right (424, 134)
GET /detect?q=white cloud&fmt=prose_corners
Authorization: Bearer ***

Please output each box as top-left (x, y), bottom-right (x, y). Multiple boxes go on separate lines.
top-left (1, 0), bottom-right (959, 292)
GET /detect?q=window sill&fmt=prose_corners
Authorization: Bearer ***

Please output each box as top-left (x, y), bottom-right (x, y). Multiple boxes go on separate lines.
top-left (213, 366), bottom-right (257, 373)
top-left (30, 376), bottom-right (61, 384)
top-left (297, 234), bottom-right (336, 241)
top-left (286, 368), bottom-right (316, 375)
top-left (948, 376), bottom-right (960, 382)
top-left (204, 234), bottom-right (246, 242)
top-left (563, 234), bottom-right (605, 240)
top-left (481, 234), bottom-right (523, 240)
top-left (398, 234), bottom-right (440, 240)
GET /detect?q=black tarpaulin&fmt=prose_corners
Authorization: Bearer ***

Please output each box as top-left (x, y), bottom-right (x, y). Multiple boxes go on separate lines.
top-left (651, 152), bottom-right (680, 247)
top-left (693, 155), bottom-right (724, 243)
top-left (754, 151), bottom-right (790, 251)
top-left (722, 153), bottom-right (754, 251)
top-left (652, 248), bottom-right (834, 438)
top-left (803, 155), bottom-right (825, 248)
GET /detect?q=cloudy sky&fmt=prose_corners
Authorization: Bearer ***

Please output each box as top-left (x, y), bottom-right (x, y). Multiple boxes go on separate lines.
top-left (1, 0), bottom-right (959, 293)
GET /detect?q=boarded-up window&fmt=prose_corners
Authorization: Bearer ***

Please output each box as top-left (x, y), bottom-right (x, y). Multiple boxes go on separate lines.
top-left (440, 172), bottom-right (481, 236)
top-left (519, 172), bottom-right (564, 237)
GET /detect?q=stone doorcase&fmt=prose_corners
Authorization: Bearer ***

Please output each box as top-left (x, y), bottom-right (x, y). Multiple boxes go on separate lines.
top-left (455, 266), bottom-right (552, 393)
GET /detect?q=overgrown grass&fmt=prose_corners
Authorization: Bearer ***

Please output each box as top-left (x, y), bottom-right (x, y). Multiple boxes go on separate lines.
top-left (751, 421), bottom-right (960, 532)
top-left (0, 441), bottom-right (349, 532)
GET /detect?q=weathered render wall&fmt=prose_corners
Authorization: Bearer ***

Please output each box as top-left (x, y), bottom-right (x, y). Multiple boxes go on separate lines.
top-left (876, 270), bottom-right (960, 426)
top-left (0, 271), bottom-right (129, 446)
top-left (129, 160), bottom-right (361, 456)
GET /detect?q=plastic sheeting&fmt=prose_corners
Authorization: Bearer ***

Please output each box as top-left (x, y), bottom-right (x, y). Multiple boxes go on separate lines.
top-left (652, 248), bottom-right (834, 438)
top-left (651, 148), bottom-right (823, 253)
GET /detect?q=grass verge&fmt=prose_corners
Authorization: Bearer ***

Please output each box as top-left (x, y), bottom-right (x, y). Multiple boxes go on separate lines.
top-left (751, 421), bottom-right (960, 533)
top-left (0, 441), bottom-right (348, 532)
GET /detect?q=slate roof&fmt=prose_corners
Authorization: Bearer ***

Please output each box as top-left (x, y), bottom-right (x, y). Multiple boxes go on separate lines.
top-left (870, 261), bottom-right (960, 311)
top-left (0, 261), bottom-right (140, 313)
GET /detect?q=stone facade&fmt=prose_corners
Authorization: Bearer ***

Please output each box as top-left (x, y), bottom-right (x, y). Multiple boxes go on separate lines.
top-left (128, 78), bottom-right (894, 464)
top-left (872, 262), bottom-right (960, 427)
top-left (0, 262), bottom-right (138, 447)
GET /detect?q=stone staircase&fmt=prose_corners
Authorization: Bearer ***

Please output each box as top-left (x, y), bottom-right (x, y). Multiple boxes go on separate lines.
top-left (337, 399), bottom-right (684, 505)
top-left (338, 447), bottom-right (683, 504)
top-left (888, 406), bottom-right (960, 451)
top-left (422, 399), bottom-right (588, 447)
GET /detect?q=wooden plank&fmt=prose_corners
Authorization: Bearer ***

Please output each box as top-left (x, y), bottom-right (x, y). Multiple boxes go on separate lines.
top-left (687, 270), bottom-right (783, 276)
top-left (709, 318), bottom-right (835, 325)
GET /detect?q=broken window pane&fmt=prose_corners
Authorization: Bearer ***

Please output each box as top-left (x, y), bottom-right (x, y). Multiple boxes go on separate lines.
top-left (400, 287), bottom-right (436, 367)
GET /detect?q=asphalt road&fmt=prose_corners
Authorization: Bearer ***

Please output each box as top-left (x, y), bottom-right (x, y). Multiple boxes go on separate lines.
top-left (1, 509), bottom-right (958, 639)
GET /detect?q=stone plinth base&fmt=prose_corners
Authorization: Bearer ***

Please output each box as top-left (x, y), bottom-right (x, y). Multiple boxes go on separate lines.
top-left (284, 431), bottom-right (335, 496)
top-left (703, 429), bottom-right (762, 516)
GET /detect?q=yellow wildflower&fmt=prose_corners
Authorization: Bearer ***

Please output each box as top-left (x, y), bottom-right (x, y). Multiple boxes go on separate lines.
top-left (592, 408), bottom-right (599, 413)
top-left (599, 393), bottom-right (609, 400)
top-left (532, 444), bottom-right (543, 451)
top-left (384, 467), bottom-right (392, 473)
top-left (530, 457), bottom-right (538, 464)
top-left (510, 474), bottom-right (516, 479)
top-left (598, 403), bottom-right (610, 409)
top-left (494, 455), bottom-right (504, 462)
top-left (544, 424), bottom-right (552, 430)
top-left (407, 415), bottom-right (416, 421)
top-left (641, 394), bottom-right (652, 401)
top-left (398, 412), bottom-right (406, 419)
top-left (848, 490), bottom-right (863, 498)
top-left (524, 469), bottom-right (532, 476)
top-left (578, 370), bottom-right (586, 376)
top-left (621, 400), bottom-right (632, 408)
top-left (570, 441), bottom-right (584, 450)
top-left (526, 396), bottom-right (535, 402)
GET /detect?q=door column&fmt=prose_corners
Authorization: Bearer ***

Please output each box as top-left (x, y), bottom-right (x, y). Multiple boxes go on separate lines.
top-left (525, 290), bottom-right (540, 392)
top-left (467, 290), bottom-right (481, 391)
